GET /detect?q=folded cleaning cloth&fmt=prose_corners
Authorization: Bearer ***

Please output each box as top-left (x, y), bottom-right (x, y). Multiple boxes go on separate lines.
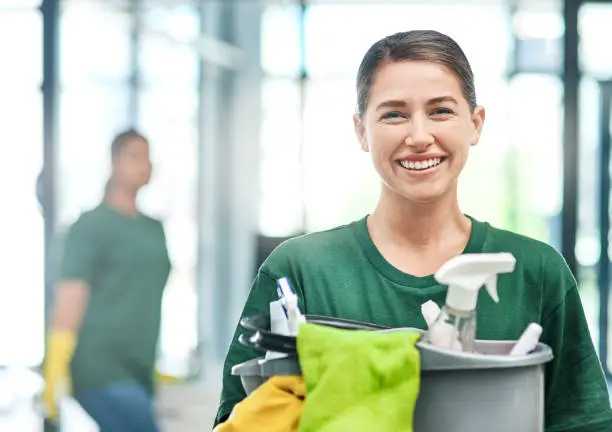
top-left (214, 375), bottom-right (305, 432)
top-left (297, 324), bottom-right (421, 432)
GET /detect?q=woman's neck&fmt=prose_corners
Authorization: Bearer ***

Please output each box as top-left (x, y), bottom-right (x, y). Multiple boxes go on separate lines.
top-left (367, 186), bottom-right (472, 276)
top-left (372, 192), bottom-right (469, 246)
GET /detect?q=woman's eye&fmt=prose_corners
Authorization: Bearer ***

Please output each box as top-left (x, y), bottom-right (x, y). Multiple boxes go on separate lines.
top-left (382, 111), bottom-right (404, 120)
top-left (432, 107), bottom-right (454, 116)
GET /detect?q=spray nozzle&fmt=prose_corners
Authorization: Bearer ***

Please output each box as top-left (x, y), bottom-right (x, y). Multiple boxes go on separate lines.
top-left (435, 253), bottom-right (516, 312)
top-left (485, 275), bottom-right (500, 303)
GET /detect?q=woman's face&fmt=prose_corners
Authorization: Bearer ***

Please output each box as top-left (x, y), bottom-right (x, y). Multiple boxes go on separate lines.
top-left (113, 136), bottom-right (152, 191)
top-left (354, 60), bottom-right (485, 204)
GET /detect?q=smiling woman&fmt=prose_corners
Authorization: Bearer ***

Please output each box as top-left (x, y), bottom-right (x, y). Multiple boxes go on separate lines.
top-left (215, 30), bottom-right (612, 431)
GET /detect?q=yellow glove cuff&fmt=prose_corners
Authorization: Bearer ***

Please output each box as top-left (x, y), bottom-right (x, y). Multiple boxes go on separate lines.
top-left (46, 330), bottom-right (77, 367)
top-left (43, 330), bottom-right (77, 420)
top-left (156, 370), bottom-right (181, 384)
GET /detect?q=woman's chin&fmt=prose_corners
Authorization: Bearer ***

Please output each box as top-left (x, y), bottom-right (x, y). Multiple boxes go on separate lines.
top-left (393, 185), bottom-right (449, 205)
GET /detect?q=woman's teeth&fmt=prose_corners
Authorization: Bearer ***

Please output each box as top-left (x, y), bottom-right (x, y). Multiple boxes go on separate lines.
top-left (399, 157), bottom-right (443, 171)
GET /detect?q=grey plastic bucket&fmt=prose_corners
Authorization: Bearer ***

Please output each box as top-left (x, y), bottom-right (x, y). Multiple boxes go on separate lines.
top-left (231, 327), bottom-right (553, 432)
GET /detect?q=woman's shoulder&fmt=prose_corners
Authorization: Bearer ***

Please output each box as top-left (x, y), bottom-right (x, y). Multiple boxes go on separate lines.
top-left (484, 222), bottom-right (560, 256)
top-left (262, 219), bottom-right (364, 273)
top-left (482, 221), bottom-right (575, 288)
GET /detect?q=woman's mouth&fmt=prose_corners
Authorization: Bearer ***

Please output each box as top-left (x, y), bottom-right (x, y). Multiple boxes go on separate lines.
top-left (398, 157), bottom-right (447, 172)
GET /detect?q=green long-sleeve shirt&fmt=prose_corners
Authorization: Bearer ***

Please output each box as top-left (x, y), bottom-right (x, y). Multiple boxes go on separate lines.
top-left (217, 216), bottom-right (612, 431)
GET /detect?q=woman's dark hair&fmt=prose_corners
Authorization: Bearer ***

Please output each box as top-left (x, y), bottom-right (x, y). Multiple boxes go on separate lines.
top-left (356, 30), bottom-right (477, 116)
top-left (104, 129), bottom-right (148, 197)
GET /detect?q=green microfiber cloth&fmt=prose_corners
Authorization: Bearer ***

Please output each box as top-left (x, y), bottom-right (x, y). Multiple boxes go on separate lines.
top-left (296, 323), bottom-right (421, 432)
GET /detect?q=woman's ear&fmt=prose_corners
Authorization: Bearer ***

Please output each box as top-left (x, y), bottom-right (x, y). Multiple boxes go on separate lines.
top-left (353, 113), bottom-right (369, 152)
top-left (470, 106), bottom-right (486, 146)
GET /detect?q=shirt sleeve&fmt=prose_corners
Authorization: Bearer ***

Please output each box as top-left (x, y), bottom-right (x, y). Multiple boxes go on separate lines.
top-left (214, 267), bottom-right (304, 426)
top-left (58, 216), bottom-right (100, 286)
top-left (541, 261), bottom-right (612, 431)
top-left (155, 219), bottom-right (172, 272)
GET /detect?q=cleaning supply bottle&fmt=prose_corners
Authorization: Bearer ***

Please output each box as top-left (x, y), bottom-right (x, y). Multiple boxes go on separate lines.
top-left (276, 277), bottom-right (306, 336)
top-left (420, 300), bottom-right (441, 328)
top-left (509, 323), bottom-right (542, 356)
top-left (266, 300), bottom-right (292, 360)
top-left (424, 253), bottom-right (516, 353)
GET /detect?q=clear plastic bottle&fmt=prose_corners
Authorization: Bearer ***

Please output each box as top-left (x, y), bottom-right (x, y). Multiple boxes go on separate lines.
top-left (424, 253), bottom-right (516, 353)
top-left (426, 305), bottom-right (475, 353)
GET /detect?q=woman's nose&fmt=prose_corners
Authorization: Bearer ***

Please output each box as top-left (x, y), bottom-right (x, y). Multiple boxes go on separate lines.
top-left (404, 116), bottom-right (435, 149)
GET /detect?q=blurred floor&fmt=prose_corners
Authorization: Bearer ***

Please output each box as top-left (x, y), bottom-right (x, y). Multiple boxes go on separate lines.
top-left (0, 366), bottom-right (223, 432)
top-left (156, 380), bottom-right (222, 432)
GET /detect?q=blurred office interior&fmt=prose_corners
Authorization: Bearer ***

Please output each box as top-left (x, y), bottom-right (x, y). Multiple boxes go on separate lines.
top-left (2, 0), bottom-right (612, 429)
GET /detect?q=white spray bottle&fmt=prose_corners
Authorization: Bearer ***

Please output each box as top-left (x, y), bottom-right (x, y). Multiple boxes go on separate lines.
top-left (424, 253), bottom-right (516, 353)
top-left (276, 276), bottom-right (306, 336)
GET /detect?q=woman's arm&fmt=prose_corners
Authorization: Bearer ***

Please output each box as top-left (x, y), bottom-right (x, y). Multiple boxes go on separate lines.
top-left (540, 255), bottom-right (612, 431)
top-left (214, 263), bottom-right (306, 427)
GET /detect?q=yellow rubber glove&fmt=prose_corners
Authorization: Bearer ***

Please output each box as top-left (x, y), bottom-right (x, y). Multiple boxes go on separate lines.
top-left (42, 330), bottom-right (76, 421)
top-left (214, 376), bottom-right (305, 432)
top-left (155, 370), bottom-right (181, 384)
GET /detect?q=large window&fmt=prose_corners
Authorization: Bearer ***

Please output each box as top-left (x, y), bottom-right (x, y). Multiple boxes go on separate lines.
top-left (576, 2), bottom-right (612, 368)
top-left (259, 5), bottom-right (304, 236)
top-left (57, 1), bottom-right (132, 227)
top-left (1, 0), bottom-right (39, 9)
top-left (0, 7), bottom-right (44, 366)
top-left (138, 5), bottom-right (200, 378)
top-left (53, 2), bottom-right (201, 377)
top-left (302, 77), bottom-right (379, 232)
top-left (577, 76), bottom-right (602, 349)
top-left (503, 75), bottom-right (563, 244)
top-left (258, 77), bottom-right (304, 236)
